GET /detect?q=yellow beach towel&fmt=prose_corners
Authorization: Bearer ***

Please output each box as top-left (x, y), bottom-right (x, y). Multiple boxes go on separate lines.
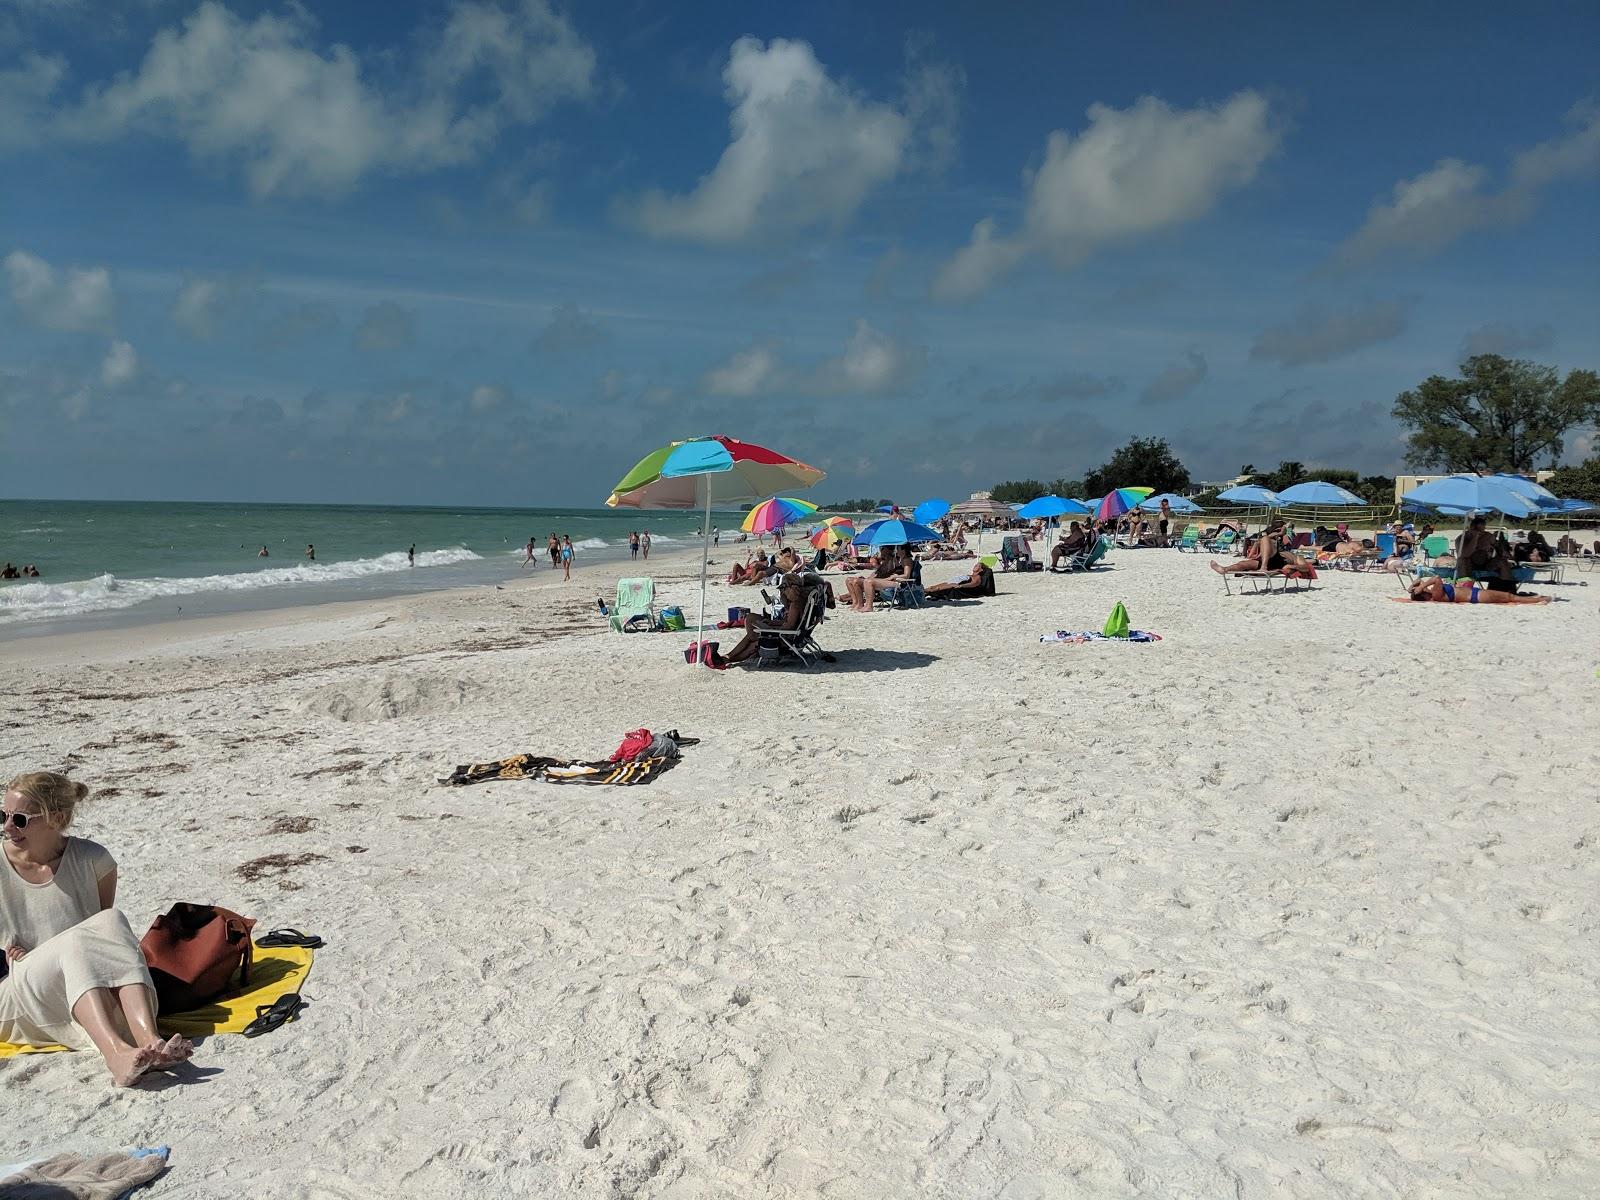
top-left (0, 942), bottom-right (313, 1058)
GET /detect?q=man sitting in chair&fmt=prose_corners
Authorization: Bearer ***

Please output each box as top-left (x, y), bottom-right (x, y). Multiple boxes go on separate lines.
top-left (1050, 522), bottom-right (1090, 569)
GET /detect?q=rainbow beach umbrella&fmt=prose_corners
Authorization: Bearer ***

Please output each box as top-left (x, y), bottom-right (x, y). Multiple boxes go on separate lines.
top-left (607, 435), bottom-right (824, 645)
top-left (810, 516), bottom-right (855, 548)
top-left (1095, 487), bottom-right (1154, 522)
top-left (742, 496), bottom-right (818, 536)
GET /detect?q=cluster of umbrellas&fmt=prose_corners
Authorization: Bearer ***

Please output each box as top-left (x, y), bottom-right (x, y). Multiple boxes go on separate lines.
top-left (1210, 474), bottom-right (1596, 520)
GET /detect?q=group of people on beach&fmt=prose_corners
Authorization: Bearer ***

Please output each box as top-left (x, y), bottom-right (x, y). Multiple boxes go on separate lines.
top-left (523, 533), bottom-right (579, 580)
top-left (1, 563), bottom-right (41, 579)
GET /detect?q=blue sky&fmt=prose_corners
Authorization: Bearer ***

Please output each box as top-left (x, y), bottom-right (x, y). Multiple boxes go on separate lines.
top-left (2, 0), bottom-right (1597, 505)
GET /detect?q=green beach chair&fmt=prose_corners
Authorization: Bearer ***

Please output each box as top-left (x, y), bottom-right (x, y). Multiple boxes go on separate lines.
top-left (1174, 526), bottom-right (1200, 552)
top-left (608, 577), bottom-right (658, 632)
top-left (1201, 527), bottom-right (1237, 554)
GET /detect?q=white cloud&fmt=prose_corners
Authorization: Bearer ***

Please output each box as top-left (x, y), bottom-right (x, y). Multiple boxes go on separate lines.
top-left (42, 0), bottom-right (595, 198)
top-left (810, 319), bottom-right (924, 395)
top-left (469, 384), bottom-right (506, 412)
top-left (934, 91), bottom-right (1281, 300)
top-left (623, 38), bottom-right (913, 242)
top-left (170, 272), bottom-right (259, 338)
top-left (354, 301), bottom-right (416, 351)
top-left (0, 53), bottom-right (65, 149)
top-left (3, 248), bottom-right (114, 330)
top-left (1337, 101), bottom-right (1600, 264)
top-left (702, 321), bottom-right (923, 397)
top-left (1250, 300), bottom-right (1409, 366)
top-left (704, 343), bottom-right (782, 396)
top-left (1141, 350), bottom-right (1208, 404)
top-left (100, 339), bottom-right (137, 386)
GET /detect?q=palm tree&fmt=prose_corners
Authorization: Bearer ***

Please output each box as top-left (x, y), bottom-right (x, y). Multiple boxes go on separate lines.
top-left (1238, 463), bottom-right (1256, 478)
top-left (1278, 460), bottom-right (1307, 486)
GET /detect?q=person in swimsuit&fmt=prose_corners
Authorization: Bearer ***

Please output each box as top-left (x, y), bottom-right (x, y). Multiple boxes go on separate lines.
top-left (561, 536), bottom-right (574, 581)
top-left (926, 561), bottom-right (995, 599)
top-left (1407, 576), bottom-right (1549, 605)
top-left (641, 531), bottom-right (651, 560)
top-left (1210, 520), bottom-right (1288, 575)
top-left (547, 534), bottom-right (560, 569)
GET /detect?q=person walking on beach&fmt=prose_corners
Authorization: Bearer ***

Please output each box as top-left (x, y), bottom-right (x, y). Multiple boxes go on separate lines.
top-left (305, 544), bottom-right (315, 561)
top-left (523, 537), bottom-right (536, 568)
top-left (1157, 498), bottom-right (1173, 547)
top-left (629, 531), bottom-right (640, 560)
top-left (408, 544), bottom-right (416, 567)
top-left (641, 530), bottom-right (651, 560)
top-left (547, 533), bottom-right (560, 570)
top-left (561, 535), bottom-right (574, 581)
top-left (713, 525), bottom-right (720, 545)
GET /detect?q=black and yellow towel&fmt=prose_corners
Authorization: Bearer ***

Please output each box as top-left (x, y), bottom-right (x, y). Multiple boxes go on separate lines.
top-left (441, 754), bottom-right (681, 787)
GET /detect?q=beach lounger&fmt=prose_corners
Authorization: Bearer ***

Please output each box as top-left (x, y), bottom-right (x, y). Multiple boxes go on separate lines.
top-left (607, 577), bottom-right (658, 632)
top-left (1219, 569), bottom-right (1313, 596)
top-left (1201, 528), bottom-right (1237, 554)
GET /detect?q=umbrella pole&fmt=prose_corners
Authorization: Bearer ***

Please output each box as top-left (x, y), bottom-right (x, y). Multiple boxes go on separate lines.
top-left (697, 484), bottom-right (712, 641)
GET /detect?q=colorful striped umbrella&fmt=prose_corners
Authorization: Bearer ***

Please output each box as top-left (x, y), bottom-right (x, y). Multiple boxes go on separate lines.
top-left (1095, 487), bottom-right (1154, 522)
top-left (810, 517), bottom-right (855, 547)
top-left (606, 436), bottom-right (825, 646)
top-left (742, 496), bottom-right (818, 535)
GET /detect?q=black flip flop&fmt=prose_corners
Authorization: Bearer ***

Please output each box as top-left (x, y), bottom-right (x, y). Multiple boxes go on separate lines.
top-left (256, 928), bottom-right (324, 949)
top-left (242, 993), bottom-right (305, 1038)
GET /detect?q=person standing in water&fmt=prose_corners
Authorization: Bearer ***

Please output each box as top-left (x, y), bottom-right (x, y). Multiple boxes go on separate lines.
top-left (522, 537), bottom-right (536, 567)
top-left (306, 544), bottom-right (315, 561)
top-left (258, 546), bottom-right (269, 557)
top-left (561, 535), bottom-right (574, 581)
top-left (408, 544), bottom-right (416, 567)
top-left (641, 530), bottom-right (651, 560)
top-left (629, 531), bottom-right (640, 560)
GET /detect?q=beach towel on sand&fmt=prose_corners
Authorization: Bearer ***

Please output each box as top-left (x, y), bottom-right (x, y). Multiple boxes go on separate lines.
top-left (0, 1146), bottom-right (168, 1199)
top-left (441, 753), bottom-right (683, 787)
top-left (0, 944), bottom-right (313, 1058)
top-left (1040, 630), bottom-right (1162, 643)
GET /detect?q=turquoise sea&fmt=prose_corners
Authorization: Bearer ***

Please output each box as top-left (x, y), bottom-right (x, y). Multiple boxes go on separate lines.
top-left (0, 500), bottom-right (729, 636)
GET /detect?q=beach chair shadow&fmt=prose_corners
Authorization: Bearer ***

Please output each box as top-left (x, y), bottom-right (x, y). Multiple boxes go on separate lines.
top-left (823, 650), bottom-right (939, 673)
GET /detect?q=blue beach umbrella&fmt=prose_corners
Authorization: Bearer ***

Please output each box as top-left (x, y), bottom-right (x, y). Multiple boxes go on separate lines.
top-left (1401, 474), bottom-right (1538, 518)
top-left (1136, 493), bottom-right (1202, 514)
top-left (1216, 484), bottom-right (1285, 506)
top-left (1016, 495), bottom-right (1092, 519)
top-left (1559, 497), bottom-right (1597, 513)
top-left (1485, 473), bottom-right (1562, 512)
top-left (852, 518), bottom-right (944, 547)
top-left (913, 498), bottom-right (952, 524)
top-left (1277, 481), bottom-right (1366, 506)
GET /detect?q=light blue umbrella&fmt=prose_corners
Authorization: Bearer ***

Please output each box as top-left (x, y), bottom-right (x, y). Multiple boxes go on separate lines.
top-left (913, 498), bottom-right (951, 524)
top-left (1136, 492), bottom-right (1202, 514)
top-left (1401, 474), bottom-right (1537, 518)
top-left (1558, 497), bottom-right (1597, 513)
top-left (875, 503), bottom-right (901, 514)
top-left (1016, 495), bottom-right (1092, 519)
top-left (1485, 473), bottom-right (1561, 511)
top-left (1216, 484), bottom-right (1285, 506)
top-left (852, 518), bottom-right (944, 547)
top-left (1278, 481), bottom-right (1366, 506)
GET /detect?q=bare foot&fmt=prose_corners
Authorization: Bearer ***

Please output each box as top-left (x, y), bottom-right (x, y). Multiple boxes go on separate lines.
top-left (146, 1034), bottom-right (194, 1070)
top-left (108, 1042), bottom-right (165, 1087)
top-left (1209, 560), bottom-right (1224, 574)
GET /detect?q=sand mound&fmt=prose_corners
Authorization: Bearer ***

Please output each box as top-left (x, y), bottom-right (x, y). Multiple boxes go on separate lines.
top-left (301, 673), bottom-right (487, 723)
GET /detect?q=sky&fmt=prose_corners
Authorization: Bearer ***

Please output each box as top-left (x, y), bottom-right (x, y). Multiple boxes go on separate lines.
top-left (1, 0), bottom-right (1597, 507)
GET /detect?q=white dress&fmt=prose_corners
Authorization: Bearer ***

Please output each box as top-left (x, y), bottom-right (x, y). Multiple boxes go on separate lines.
top-left (0, 838), bottom-right (154, 1049)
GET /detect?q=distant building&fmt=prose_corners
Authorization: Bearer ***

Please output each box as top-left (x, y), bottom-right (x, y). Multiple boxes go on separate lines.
top-left (1394, 474), bottom-right (1445, 503)
top-left (970, 490), bottom-right (992, 500)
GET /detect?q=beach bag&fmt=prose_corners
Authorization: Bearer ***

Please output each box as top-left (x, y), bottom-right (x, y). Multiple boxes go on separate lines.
top-left (140, 903), bottom-right (255, 1011)
top-left (609, 728), bottom-right (655, 762)
top-left (660, 605), bottom-right (686, 632)
top-left (1102, 602), bottom-right (1131, 639)
top-left (683, 640), bottom-right (722, 668)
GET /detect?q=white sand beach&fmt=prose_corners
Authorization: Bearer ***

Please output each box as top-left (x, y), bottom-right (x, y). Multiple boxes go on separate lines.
top-left (5, 543), bottom-right (1599, 1197)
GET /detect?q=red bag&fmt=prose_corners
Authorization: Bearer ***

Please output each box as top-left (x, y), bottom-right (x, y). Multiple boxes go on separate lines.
top-left (140, 903), bottom-right (255, 1011)
top-left (609, 728), bottom-right (654, 762)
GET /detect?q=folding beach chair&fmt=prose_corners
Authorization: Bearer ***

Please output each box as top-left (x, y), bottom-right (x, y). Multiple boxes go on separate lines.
top-left (763, 582), bottom-right (828, 668)
top-left (1173, 526), bottom-right (1201, 552)
top-left (1219, 569), bottom-right (1313, 596)
top-left (1057, 535), bottom-right (1110, 573)
top-left (1201, 528), bottom-right (1237, 554)
top-left (608, 577), bottom-right (658, 632)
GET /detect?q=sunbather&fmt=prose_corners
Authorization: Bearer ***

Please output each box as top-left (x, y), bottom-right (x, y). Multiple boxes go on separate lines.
top-left (1049, 523), bottom-right (1090, 569)
top-left (1406, 576), bottom-right (1549, 605)
top-left (1210, 520), bottom-right (1288, 575)
top-left (926, 562), bottom-right (995, 599)
top-left (845, 546), bottom-right (919, 611)
top-left (725, 551), bottom-right (770, 585)
top-left (1455, 517), bottom-right (1514, 581)
top-left (719, 572), bottom-right (811, 665)
top-left (2, 772), bottom-right (196, 1085)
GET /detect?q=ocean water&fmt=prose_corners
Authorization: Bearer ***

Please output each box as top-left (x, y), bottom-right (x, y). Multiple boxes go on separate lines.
top-left (0, 500), bottom-right (725, 636)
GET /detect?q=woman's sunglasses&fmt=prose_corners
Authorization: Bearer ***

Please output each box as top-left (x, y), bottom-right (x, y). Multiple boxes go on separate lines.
top-left (2, 811), bottom-right (39, 829)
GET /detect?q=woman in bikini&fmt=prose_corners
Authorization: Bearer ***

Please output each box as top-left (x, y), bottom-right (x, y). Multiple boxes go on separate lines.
top-left (2, 772), bottom-right (195, 1085)
top-left (1407, 576), bottom-right (1550, 605)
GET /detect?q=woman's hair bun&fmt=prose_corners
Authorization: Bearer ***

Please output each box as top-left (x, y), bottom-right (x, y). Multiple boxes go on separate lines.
top-left (74, 781), bottom-right (92, 801)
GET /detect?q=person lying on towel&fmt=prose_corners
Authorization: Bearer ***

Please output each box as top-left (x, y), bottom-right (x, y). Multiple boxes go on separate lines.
top-left (2, 772), bottom-right (195, 1085)
top-left (926, 561), bottom-right (995, 600)
top-left (1406, 576), bottom-right (1550, 605)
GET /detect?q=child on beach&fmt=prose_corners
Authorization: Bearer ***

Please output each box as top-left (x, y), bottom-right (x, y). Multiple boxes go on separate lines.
top-left (562, 536), bottom-right (574, 581)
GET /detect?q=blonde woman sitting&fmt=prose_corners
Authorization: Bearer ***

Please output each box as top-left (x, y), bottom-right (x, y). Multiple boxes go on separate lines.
top-left (2, 772), bottom-right (194, 1085)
